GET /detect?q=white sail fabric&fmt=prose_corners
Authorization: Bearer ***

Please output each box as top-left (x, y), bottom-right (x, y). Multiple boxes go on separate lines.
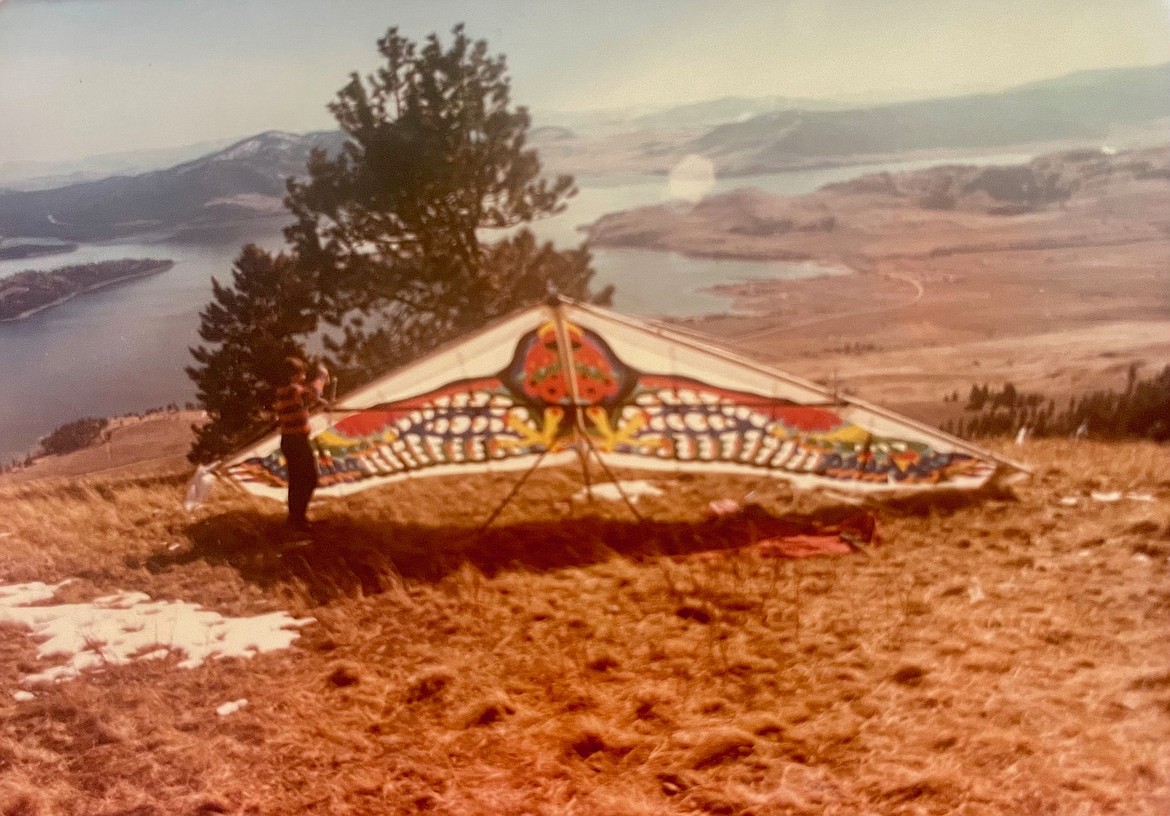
top-left (218, 298), bottom-right (1019, 500)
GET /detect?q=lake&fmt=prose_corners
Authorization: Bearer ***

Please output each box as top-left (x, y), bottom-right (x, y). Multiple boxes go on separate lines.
top-left (0, 152), bottom-right (1032, 461)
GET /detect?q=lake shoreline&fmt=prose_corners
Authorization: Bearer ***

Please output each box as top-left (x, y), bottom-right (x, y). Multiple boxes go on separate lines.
top-left (0, 242), bottom-right (79, 262)
top-left (0, 259), bottom-right (175, 323)
top-left (3, 145), bottom-right (1165, 463)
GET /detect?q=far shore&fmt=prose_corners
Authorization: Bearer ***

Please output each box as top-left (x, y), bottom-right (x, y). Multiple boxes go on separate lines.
top-left (0, 241), bottom-right (78, 262)
top-left (0, 259), bottom-right (174, 322)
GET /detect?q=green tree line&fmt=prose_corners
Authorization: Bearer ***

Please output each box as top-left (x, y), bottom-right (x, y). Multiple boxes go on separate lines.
top-left (943, 365), bottom-right (1170, 441)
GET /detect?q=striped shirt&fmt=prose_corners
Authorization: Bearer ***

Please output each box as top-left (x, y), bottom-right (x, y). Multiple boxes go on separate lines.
top-left (274, 373), bottom-right (327, 436)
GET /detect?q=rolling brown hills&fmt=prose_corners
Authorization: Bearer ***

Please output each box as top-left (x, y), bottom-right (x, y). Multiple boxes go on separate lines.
top-left (584, 145), bottom-right (1170, 427)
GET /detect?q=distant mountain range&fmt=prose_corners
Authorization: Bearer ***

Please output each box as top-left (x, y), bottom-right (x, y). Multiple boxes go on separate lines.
top-left (0, 63), bottom-right (1166, 242)
top-left (531, 85), bottom-right (949, 134)
top-left (627, 95), bottom-right (858, 130)
top-left (692, 62), bottom-right (1169, 173)
top-left (0, 137), bottom-right (245, 193)
top-left (0, 131), bottom-right (345, 242)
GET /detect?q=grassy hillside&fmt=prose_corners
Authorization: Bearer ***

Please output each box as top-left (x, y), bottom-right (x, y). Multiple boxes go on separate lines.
top-left (2, 411), bottom-right (202, 484)
top-left (0, 439), bottom-right (1167, 814)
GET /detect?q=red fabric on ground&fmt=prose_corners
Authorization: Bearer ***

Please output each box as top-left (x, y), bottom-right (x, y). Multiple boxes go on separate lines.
top-left (753, 534), bottom-right (855, 558)
top-left (679, 505), bottom-right (878, 561)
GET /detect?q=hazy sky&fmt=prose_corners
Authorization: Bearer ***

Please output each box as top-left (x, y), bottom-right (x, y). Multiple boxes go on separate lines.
top-left (1, 0), bottom-right (1168, 164)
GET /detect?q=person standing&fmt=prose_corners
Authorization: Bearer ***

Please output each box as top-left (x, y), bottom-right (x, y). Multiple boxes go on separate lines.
top-left (274, 356), bottom-right (329, 534)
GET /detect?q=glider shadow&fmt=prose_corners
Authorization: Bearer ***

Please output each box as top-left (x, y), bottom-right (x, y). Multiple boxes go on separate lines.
top-left (152, 503), bottom-right (880, 605)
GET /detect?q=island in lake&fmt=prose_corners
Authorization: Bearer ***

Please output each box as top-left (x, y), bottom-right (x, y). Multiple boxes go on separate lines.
top-left (0, 240), bottom-right (79, 261)
top-left (0, 258), bottom-right (175, 321)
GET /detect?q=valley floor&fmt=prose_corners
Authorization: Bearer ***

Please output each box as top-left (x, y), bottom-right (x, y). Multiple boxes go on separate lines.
top-left (592, 145), bottom-right (1170, 427)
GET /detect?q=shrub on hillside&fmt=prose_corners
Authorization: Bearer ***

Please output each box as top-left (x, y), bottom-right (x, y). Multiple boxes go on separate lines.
top-left (40, 416), bottom-right (109, 456)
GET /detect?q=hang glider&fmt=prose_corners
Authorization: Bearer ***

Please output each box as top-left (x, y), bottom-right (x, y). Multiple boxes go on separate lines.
top-left (216, 297), bottom-right (1024, 501)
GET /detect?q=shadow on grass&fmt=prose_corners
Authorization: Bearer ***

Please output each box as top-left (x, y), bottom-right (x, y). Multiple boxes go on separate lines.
top-left (149, 503), bottom-right (877, 604)
top-left (876, 482), bottom-right (1019, 517)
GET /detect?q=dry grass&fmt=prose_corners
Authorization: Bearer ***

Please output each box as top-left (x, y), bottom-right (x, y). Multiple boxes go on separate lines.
top-left (0, 439), bottom-right (1167, 814)
top-left (1, 412), bottom-right (203, 485)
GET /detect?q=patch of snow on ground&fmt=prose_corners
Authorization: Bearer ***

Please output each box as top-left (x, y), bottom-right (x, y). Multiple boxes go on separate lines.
top-left (216, 699), bottom-right (248, 716)
top-left (967, 581), bottom-right (986, 604)
top-left (0, 581), bottom-right (314, 686)
top-left (0, 581), bottom-right (63, 606)
top-left (707, 498), bottom-right (742, 516)
top-left (572, 481), bottom-right (664, 503)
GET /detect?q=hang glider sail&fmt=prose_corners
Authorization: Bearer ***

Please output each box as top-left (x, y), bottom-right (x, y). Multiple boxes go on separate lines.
top-left (218, 297), bottom-right (1021, 500)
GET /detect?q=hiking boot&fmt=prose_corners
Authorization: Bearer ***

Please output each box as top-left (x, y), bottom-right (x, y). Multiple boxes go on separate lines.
top-left (283, 522), bottom-right (314, 546)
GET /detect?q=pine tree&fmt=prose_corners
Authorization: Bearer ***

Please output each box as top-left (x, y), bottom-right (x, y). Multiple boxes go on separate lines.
top-left (284, 25), bottom-right (606, 385)
top-left (187, 246), bottom-right (317, 463)
top-left (1001, 382), bottom-right (1017, 407)
top-left (187, 26), bottom-right (608, 461)
top-left (965, 384), bottom-right (980, 410)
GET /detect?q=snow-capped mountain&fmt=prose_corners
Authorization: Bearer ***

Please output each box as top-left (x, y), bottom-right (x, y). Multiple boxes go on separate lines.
top-left (0, 131), bottom-right (346, 242)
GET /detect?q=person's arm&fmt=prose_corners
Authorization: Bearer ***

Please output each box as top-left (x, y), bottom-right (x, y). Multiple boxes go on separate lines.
top-left (307, 362), bottom-right (330, 404)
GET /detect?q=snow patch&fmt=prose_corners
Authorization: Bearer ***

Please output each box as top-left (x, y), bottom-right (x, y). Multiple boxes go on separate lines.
top-left (967, 581), bottom-right (986, 604)
top-left (214, 132), bottom-right (299, 161)
top-left (216, 698), bottom-right (248, 716)
top-left (707, 498), bottom-right (742, 517)
top-left (202, 193), bottom-right (285, 212)
top-left (1062, 491), bottom-right (1158, 506)
top-left (572, 480), bottom-right (664, 503)
top-left (0, 581), bottom-right (314, 686)
top-left (0, 581), bottom-right (63, 606)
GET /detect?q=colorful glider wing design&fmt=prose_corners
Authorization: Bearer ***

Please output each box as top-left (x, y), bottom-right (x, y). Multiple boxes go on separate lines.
top-left (220, 299), bottom-right (1003, 499)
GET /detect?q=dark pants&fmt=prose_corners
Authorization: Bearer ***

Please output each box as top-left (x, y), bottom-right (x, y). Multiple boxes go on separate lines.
top-left (281, 434), bottom-right (318, 529)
